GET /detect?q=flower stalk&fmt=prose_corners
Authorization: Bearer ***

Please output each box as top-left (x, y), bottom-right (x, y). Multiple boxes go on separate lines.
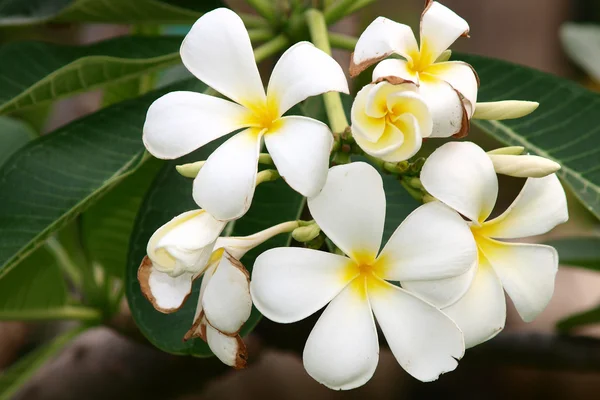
top-left (253, 34), bottom-right (290, 62)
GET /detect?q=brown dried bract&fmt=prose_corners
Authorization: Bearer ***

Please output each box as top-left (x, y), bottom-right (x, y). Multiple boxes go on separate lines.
top-left (233, 335), bottom-right (249, 370)
top-left (451, 89), bottom-right (471, 139)
top-left (183, 311), bottom-right (206, 342)
top-left (137, 256), bottom-right (190, 314)
top-left (373, 76), bottom-right (416, 86)
top-left (349, 52), bottom-right (390, 78)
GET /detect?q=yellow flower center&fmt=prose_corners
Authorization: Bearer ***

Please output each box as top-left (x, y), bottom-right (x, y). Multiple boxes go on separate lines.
top-left (342, 251), bottom-right (389, 300)
top-left (245, 98), bottom-right (281, 133)
top-left (406, 40), bottom-right (437, 76)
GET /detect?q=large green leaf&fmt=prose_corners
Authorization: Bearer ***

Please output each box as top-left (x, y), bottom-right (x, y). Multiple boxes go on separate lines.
top-left (82, 158), bottom-right (163, 279)
top-left (557, 305), bottom-right (600, 332)
top-left (0, 78), bottom-right (204, 280)
top-left (0, 245), bottom-right (67, 319)
top-left (126, 142), bottom-right (305, 356)
top-left (0, 116), bottom-right (35, 166)
top-left (463, 54), bottom-right (600, 220)
top-left (0, 36), bottom-right (183, 114)
top-left (0, 325), bottom-right (85, 400)
top-left (546, 236), bottom-right (600, 271)
top-left (560, 23), bottom-right (600, 82)
top-left (0, 0), bottom-right (222, 26)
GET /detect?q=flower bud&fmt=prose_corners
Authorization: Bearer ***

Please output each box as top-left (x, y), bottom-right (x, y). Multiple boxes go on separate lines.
top-left (487, 146), bottom-right (525, 156)
top-left (215, 221), bottom-right (300, 259)
top-left (147, 210), bottom-right (227, 276)
top-left (292, 223), bottom-right (321, 243)
top-left (176, 161), bottom-right (205, 178)
top-left (488, 154), bottom-right (560, 178)
top-left (473, 101), bottom-right (539, 120)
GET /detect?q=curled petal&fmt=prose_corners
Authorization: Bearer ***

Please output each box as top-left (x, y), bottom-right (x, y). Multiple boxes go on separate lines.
top-left (193, 129), bottom-right (262, 221)
top-left (479, 238), bottom-right (558, 322)
top-left (268, 42), bottom-right (348, 116)
top-left (303, 278), bottom-right (379, 390)
top-left (206, 320), bottom-right (248, 369)
top-left (443, 258), bottom-right (506, 348)
top-left (184, 262), bottom-right (217, 341)
top-left (143, 91), bottom-right (252, 159)
top-left (372, 58), bottom-right (418, 84)
top-left (138, 257), bottom-right (195, 313)
top-left (418, 76), bottom-right (468, 138)
top-left (420, 1), bottom-right (470, 65)
top-left (351, 84), bottom-right (386, 143)
top-left (350, 17), bottom-right (418, 77)
top-left (251, 248), bottom-right (355, 323)
top-left (265, 116), bottom-right (332, 197)
top-left (424, 61), bottom-right (478, 116)
top-left (421, 141), bottom-right (498, 224)
top-left (479, 174), bottom-right (568, 239)
top-left (180, 8), bottom-right (266, 109)
top-left (378, 201), bottom-right (476, 282)
top-left (308, 162), bottom-right (385, 261)
top-left (202, 252), bottom-right (252, 335)
top-left (368, 277), bottom-right (464, 382)
top-left (354, 116), bottom-right (423, 162)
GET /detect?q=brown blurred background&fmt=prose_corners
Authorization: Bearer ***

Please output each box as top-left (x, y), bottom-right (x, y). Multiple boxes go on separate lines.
top-left (3, 0), bottom-right (600, 399)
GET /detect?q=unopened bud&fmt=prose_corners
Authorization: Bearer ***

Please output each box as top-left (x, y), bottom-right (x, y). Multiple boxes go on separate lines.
top-left (436, 50), bottom-right (452, 63)
top-left (487, 146), bottom-right (525, 156)
top-left (488, 154), bottom-right (560, 178)
top-left (473, 101), bottom-right (539, 120)
top-left (292, 224), bottom-right (321, 243)
top-left (176, 161), bottom-right (205, 178)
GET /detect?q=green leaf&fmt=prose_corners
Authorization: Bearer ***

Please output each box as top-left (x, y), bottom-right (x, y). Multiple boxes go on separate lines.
top-left (0, 116), bottom-right (35, 167)
top-left (0, 36), bottom-right (183, 114)
top-left (0, 78), bottom-right (204, 281)
top-left (557, 305), bottom-right (600, 332)
top-left (0, 0), bottom-right (223, 26)
top-left (126, 143), bottom-right (304, 356)
top-left (0, 245), bottom-right (67, 318)
top-left (0, 326), bottom-right (85, 400)
top-left (545, 236), bottom-right (600, 270)
top-left (463, 53), bottom-right (600, 220)
top-left (82, 158), bottom-right (163, 279)
top-left (560, 23), bottom-right (600, 82)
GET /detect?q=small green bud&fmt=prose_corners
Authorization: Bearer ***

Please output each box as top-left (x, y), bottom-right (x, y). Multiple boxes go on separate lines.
top-left (487, 146), bottom-right (525, 156)
top-left (176, 161), bottom-right (205, 178)
top-left (408, 177), bottom-right (423, 189)
top-left (422, 194), bottom-right (436, 203)
top-left (292, 223), bottom-right (321, 243)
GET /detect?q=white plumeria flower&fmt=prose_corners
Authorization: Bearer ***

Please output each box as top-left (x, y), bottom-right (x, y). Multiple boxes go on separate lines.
top-left (419, 142), bottom-right (569, 348)
top-left (350, 1), bottom-right (478, 138)
top-left (351, 81), bottom-right (433, 162)
top-left (138, 209), bottom-right (226, 313)
top-left (251, 162), bottom-right (477, 390)
top-left (143, 8), bottom-right (349, 221)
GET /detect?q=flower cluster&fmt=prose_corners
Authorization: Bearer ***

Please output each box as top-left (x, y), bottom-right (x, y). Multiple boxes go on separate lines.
top-left (138, 2), bottom-right (568, 390)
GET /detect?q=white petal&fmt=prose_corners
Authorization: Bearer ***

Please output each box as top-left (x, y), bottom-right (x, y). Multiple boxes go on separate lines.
top-left (193, 128), bottom-right (262, 221)
top-left (368, 277), bottom-right (464, 382)
top-left (267, 42), bottom-right (348, 116)
top-left (401, 262), bottom-right (477, 308)
top-left (202, 252), bottom-right (252, 334)
top-left (264, 116), bottom-right (332, 197)
top-left (351, 17), bottom-right (419, 76)
top-left (421, 141), bottom-right (498, 224)
top-left (372, 58), bottom-right (418, 83)
top-left (479, 174), bottom-right (568, 239)
top-left (303, 278), bottom-right (379, 390)
top-left (379, 201), bottom-right (476, 281)
top-left (479, 238), bottom-right (558, 322)
top-left (443, 258), bottom-right (506, 349)
top-left (308, 162), bottom-right (385, 261)
top-left (424, 61), bottom-right (478, 115)
top-left (354, 117), bottom-right (423, 162)
top-left (386, 89), bottom-right (433, 138)
top-left (418, 76), bottom-right (468, 138)
top-left (180, 8), bottom-right (266, 109)
top-left (206, 323), bottom-right (248, 369)
top-left (184, 262), bottom-right (217, 340)
top-left (147, 210), bottom-right (226, 274)
top-left (250, 248), bottom-right (355, 323)
top-left (143, 91), bottom-right (252, 159)
top-left (419, 1), bottom-right (469, 65)
top-left (137, 257), bottom-right (194, 313)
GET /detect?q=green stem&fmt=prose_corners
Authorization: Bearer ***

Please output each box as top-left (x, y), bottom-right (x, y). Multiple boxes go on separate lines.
top-left (324, 0), bottom-right (358, 24)
top-left (254, 34), bottom-right (290, 63)
top-left (45, 237), bottom-right (82, 289)
top-left (0, 306), bottom-right (102, 322)
top-left (239, 13), bottom-right (270, 29)
top-left (329, 32), bottom-right (358, 51)
top-left (256, 169), bottom-right (281, 185)
top-left (248, 28), bottom-right (275, 43)
top-left (347, 0), bottom-right (377, 15)
top-left (246, 0), bottom-right (277, 23)
top-left (400, 178), bottom-right (424, 202)
top-left (305, 9), bottom-right (349, 134)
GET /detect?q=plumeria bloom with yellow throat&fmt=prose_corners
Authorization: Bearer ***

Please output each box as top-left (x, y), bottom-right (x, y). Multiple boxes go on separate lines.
top-left (139, 210), bottom-right (300, 368)
top-left (418, 142), bottom-right (569, 348)
top-left (251, 162), bottom-right (478, 390)
top-left (350, 1), bottom-right (478, 139)
top-left (143, 8), bottom-right (349, 221)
